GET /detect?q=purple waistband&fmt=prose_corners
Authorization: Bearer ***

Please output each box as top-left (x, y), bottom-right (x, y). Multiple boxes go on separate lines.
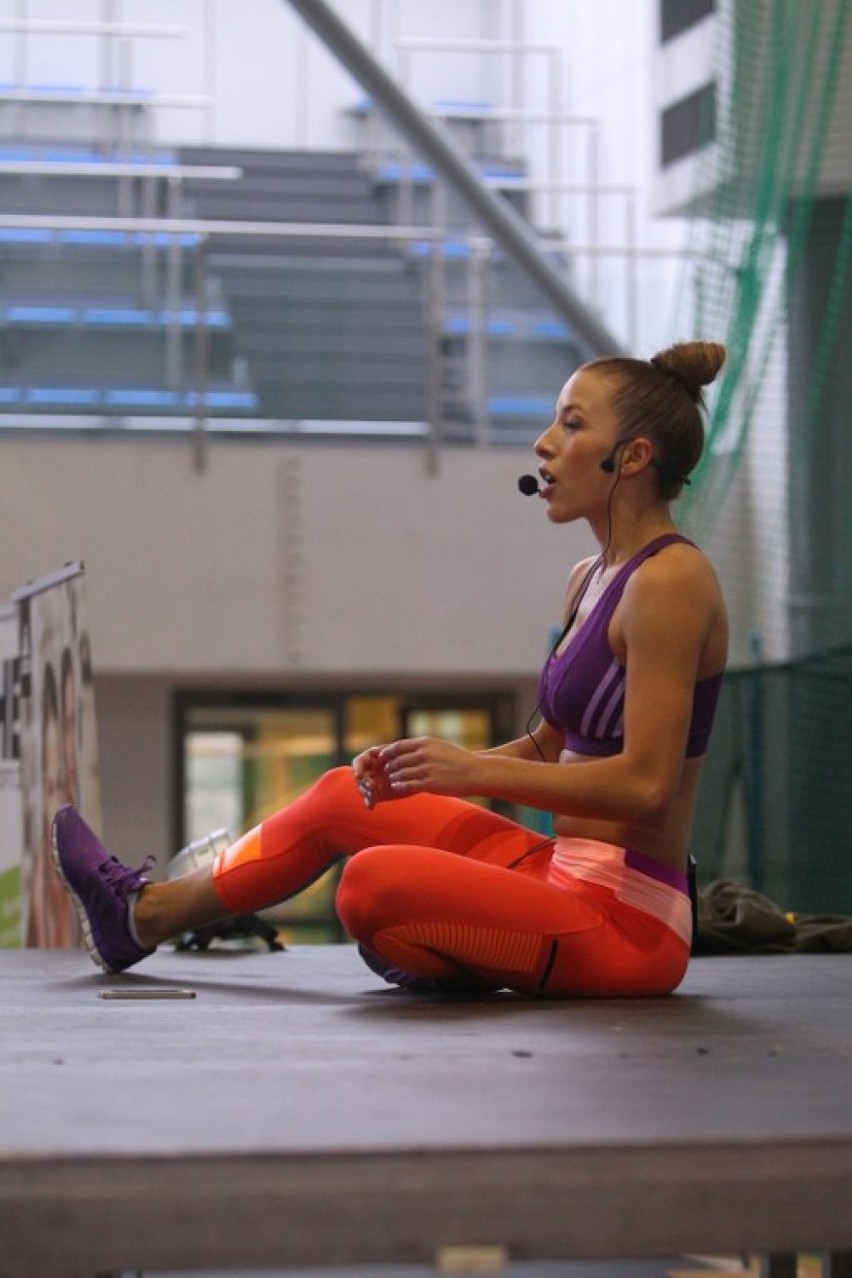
top-left (625, 846), bottom-right (689, 894)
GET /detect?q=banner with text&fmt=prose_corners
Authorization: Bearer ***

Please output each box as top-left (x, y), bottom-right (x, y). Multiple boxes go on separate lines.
top-left (0, 605), bottom-right (22, 945)
top-left (13, 563), bottom-right (102, 947)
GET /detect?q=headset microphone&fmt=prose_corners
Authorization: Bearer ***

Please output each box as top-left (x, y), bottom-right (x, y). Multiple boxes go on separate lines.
top-left (517, 474), bottom-right (540, 496)
top-left (600, 440), bottom-right (691, 485)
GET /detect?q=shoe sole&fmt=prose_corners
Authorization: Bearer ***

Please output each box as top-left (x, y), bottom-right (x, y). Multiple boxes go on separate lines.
top-left (50, 819), bottom-right (114, 974)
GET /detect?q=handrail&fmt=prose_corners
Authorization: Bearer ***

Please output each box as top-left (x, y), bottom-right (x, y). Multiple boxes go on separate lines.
top-left (0, 87), bottom-right (210, 108)
top-left (394, 39), bottom-right (558, 54)
top-left (0, 160), bottom-right (241, 180)
top-left (0, 210), bottom-right (452, 472)
top-left (424, 105), bottom-right (596, 125)
top-left (0, 213), bottom-right (442, 240)
top-left (0, 20), bottom-right (185, 38)
top-left (0, 210), bottom-right (686, 257)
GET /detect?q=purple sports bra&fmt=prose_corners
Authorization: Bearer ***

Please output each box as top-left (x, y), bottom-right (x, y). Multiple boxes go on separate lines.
top-left (537, 533), bottom-right (723, 759)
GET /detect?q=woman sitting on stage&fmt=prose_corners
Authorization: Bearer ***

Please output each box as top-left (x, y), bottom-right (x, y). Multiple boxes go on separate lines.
top-left (52, 339), bottom-right (728, 997)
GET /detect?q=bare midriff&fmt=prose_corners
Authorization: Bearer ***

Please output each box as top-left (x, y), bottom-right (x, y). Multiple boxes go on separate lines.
top-left (550, 750), bottom-right (705, 873)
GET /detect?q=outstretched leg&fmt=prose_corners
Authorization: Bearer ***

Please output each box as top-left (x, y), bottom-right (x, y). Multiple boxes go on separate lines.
top-left (52, 767), bottom-right (546, 974)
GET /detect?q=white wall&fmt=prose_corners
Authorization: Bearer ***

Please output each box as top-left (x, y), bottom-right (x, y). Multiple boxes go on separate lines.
top-left (0, 436), bottom-right (593, 677)
top-left (96, 673), bottom-right (173, 869)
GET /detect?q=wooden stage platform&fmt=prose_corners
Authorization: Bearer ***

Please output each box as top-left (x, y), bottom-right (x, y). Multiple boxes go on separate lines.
top-left (1, 945), bottom-right (851, 1276)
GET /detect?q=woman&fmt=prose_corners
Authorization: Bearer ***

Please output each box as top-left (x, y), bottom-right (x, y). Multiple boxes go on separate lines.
top-left (52, 340), bottom-right (728, 997)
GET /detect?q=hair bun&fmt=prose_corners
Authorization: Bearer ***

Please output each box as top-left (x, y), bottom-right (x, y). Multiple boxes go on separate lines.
top-left (651, 341), bottom-right (726, 402)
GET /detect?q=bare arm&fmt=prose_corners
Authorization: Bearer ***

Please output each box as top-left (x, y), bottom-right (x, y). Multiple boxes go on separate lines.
top-left (352, 719), bottom-right (562, 808)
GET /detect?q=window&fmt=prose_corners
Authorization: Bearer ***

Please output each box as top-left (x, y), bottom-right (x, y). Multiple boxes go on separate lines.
top-left (660, 82), bottom-right (716, 167)
top-left (660, 0), bottom-right (716, 43)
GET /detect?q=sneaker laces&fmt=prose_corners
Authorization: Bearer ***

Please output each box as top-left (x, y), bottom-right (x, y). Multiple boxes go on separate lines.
top-left (96, 854), bottom-right (157, 899)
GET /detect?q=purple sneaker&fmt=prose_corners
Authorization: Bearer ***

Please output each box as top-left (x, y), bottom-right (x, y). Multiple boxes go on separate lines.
top-left (51, 805), bottom-right (156, 973)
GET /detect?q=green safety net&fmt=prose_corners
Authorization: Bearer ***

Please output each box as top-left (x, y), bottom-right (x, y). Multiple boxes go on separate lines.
top-left (669, 0), bottom-right (852, 912)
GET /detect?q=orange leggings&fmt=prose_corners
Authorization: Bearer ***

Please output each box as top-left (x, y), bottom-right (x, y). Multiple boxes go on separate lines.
top-left (211, 766), bottom-right (690, 997)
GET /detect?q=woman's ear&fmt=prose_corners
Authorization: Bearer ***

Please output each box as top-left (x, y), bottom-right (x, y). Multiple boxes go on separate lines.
top-left (621, 436), bottom-right (655, 474)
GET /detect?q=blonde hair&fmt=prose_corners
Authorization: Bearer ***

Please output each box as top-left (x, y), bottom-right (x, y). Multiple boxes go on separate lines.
top-left (585, 341), bottom-right (726, 498)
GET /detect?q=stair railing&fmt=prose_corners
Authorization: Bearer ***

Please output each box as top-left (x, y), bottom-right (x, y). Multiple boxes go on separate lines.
top-left (0, 210), bottom-right (469, 471)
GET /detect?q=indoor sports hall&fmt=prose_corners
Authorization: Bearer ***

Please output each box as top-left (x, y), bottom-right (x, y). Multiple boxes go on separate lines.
top-left (1, 2), bottom-right (850, 1276)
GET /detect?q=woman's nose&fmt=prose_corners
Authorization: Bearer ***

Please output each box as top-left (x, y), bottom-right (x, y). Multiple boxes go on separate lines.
top-left (534, 421), bottom-right (557, 456)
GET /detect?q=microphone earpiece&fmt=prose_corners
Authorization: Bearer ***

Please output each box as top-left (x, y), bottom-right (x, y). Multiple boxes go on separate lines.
top-left (517, 474), bottom-right (540, 496)
top-left (600, 445), bottom-right (692, 486)
top-left (600, 438), bottom-right (628, 474)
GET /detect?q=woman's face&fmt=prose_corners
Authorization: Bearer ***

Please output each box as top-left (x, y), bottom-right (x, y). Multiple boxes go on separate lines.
top-left (532, 368), bottom-right (622, 523)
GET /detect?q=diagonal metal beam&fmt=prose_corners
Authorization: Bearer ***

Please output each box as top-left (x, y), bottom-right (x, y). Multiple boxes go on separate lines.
top-left (283, 0), bottom-right (626, 357)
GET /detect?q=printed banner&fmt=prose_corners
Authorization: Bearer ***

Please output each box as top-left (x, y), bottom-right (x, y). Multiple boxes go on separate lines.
top-left (13, 563), bottom-right (102, 947)
top-left (0, 605), bottom-right (22, 945)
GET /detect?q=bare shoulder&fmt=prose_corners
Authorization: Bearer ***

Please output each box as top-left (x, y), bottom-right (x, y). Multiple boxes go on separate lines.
top-left (630, 539), bottom-right (723, 602)
top-left (562, 552), bottom-right (600, 601)
top-left (620, 540), bottom-right (728, 668)
top-left (570, 552), bottom-right (601, 581)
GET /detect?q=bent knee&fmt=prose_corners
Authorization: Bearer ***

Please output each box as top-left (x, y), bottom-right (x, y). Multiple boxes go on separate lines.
top-left (310, 765), bottom-right (360, 806)
top-left (336, 845), bottom-right (419, 942)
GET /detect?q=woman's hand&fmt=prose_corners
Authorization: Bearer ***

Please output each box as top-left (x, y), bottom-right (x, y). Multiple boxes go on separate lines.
top-left (352, 737), bottom-right (481, 807)
top-left (351, 745), bottom-right (394, 809)
top-left (376, 736), bottom-right (480, 800)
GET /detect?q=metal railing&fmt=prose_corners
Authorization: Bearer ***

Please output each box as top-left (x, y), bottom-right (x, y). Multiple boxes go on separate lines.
top-left (0, 156), bottom-right (241, 221)
top-left (0, 3), bottom-right (214, 147)
top-left (337, 11), bottom-right (636, 350)
top-left (393, 36), bottom-right (572, 228)
top-left (0, 210), bottom-right (459, 472)
top-left (0, 204), bottom-right (691, 460)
